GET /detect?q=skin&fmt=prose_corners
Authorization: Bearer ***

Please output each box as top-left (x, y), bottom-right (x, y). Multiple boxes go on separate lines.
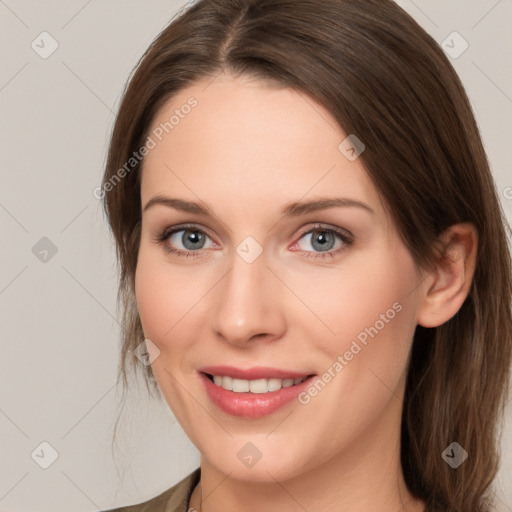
top-left (134, 73), bottom-right (478, 512)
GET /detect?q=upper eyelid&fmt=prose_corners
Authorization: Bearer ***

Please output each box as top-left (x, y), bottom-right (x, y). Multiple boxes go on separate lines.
top-left (163, 223), bottom-right (215, 241)
top-left (295, 223), bottom-right (352, 238)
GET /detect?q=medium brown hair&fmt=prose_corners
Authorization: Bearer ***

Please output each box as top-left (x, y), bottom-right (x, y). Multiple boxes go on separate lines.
top-left (102, 0), bottom-right (512, 510)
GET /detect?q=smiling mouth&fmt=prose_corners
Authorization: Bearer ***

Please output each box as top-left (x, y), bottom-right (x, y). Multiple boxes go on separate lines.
top-left (203, 372), bottom-right (314, 394)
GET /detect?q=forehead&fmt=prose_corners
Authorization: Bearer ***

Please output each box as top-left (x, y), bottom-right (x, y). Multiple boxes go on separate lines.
top-left (141, 73), bottom-right (380, 214)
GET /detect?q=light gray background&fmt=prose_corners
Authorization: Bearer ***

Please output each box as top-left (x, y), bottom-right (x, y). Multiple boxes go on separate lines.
top-left (1, 1), bottom-right (511, 510)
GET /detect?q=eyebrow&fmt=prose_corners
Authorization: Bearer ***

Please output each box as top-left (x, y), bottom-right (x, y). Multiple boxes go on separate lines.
top-left (142, 195), bottom-right (374, 217)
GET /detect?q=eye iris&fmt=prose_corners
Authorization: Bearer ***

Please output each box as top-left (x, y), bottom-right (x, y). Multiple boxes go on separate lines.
top-left (182, 230), bottom-right (205, 250)
top-left (311, 230), bottom-right (335, 252)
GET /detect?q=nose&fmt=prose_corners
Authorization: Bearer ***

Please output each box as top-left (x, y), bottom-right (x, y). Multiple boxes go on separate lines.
top-left (209, 245), bottom-right (287, 347)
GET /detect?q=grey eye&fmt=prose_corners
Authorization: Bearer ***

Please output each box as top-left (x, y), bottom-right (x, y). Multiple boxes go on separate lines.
top-left (297, 230), bottom-right (340, 252)
top-left (169, 229), bottom-right (211, 251)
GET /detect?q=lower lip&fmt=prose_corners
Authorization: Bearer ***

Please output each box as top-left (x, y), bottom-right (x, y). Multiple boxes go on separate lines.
top-left (199, 372), bottom-right (315, 418)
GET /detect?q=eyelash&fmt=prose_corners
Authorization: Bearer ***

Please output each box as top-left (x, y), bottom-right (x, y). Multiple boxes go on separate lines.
top-left (152, 223), bottom-right (354, 260)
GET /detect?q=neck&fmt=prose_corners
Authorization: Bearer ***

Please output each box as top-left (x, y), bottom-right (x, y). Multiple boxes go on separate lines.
top-left (188, 395), bottom-right (425, 512)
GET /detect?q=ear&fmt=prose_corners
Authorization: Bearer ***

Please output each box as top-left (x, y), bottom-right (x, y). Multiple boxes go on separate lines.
top-left (416, 223), bottom-right (478, 328)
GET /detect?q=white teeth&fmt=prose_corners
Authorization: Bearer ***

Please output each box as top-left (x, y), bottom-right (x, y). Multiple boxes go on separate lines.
top-left (249, 379), bottom-right (268, 393)
top-left (210, 375), bottom-right (306, 393)
top-left (232, 378), bottom-right (250, 392)
top-left (267, 378), bottom-right (282, 392)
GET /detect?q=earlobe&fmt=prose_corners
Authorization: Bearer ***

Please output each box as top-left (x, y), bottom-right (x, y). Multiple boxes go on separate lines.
top-left (416, 223), bottom-right (478, 328)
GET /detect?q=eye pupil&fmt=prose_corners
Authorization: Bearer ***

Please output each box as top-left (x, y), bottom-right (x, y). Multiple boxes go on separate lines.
top-left (182, 230), bottom-right (205, 250)
top-left (311, 230), bottom-right (335, 252)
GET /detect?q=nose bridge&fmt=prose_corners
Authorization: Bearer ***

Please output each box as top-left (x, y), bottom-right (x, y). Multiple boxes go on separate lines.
top-left (209, 242), bottom-right (284, 344)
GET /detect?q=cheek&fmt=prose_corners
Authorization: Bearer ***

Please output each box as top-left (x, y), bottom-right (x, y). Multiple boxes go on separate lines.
top-left (134, 248), bottom-right (216, 359)
top-left (292, 248), bottom-right (420, 422)
top-left (333, 253), bottom-right (419, 400)
top-left (295, 254), bottom-right (419, 436)
top-left (134, 250), bottom-right (188, 345)
top-left (291, 248), bottom-right (418, 357)
top-left (135, 262), bottom-right (169, 340)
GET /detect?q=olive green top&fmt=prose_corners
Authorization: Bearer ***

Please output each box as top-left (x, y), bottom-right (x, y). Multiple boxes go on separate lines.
top-left (102, 468), bottom-right (201, 512)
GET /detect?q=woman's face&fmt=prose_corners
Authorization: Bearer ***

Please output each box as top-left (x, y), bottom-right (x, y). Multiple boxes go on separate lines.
top-left (135, 73), bottom-right (425, 481)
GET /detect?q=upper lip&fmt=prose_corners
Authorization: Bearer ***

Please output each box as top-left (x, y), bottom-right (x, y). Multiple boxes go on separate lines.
top-left (199, 365), bottom-right (314, 380)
